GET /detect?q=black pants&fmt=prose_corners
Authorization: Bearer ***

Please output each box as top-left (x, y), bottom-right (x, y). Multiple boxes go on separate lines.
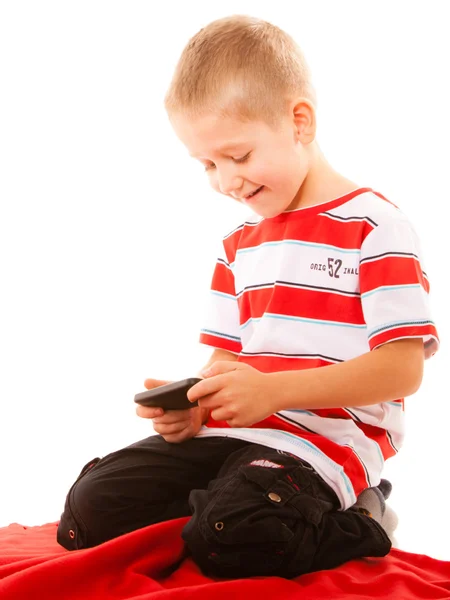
top-left (57, 435), bottom-right (390, 578)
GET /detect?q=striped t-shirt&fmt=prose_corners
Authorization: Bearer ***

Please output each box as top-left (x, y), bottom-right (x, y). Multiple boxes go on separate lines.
top-left (196, 188), bottom-right (439, 509)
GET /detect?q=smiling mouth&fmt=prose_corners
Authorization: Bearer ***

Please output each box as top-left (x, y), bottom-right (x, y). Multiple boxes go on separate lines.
top-left (245, 185), bottom-right (264, 200)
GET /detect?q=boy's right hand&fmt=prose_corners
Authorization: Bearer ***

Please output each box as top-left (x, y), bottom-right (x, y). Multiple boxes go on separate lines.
top-left (135, 378), bottom-right (205, 444)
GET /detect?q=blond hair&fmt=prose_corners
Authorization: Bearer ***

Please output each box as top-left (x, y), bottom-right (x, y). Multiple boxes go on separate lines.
top-left (164, 15), bottom-right (316, 126)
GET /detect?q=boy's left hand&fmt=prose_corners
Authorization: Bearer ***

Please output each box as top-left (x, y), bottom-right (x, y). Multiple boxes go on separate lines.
top-left (187, 361), bottom-right (276, 427)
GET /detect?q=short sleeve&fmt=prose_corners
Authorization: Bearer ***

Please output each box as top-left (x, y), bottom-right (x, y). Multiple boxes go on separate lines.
top-left (359, 218), bottom-right (439, 359)
top-left (199, 242), bottom-right (242, 354)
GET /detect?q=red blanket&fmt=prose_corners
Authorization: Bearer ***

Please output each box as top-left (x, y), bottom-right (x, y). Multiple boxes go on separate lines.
top-left (1, 518), bottom-right (449, 599)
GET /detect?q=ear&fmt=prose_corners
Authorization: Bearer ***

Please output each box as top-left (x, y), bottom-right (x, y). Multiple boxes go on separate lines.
top-left (290, 98), bottom-right (316, 144)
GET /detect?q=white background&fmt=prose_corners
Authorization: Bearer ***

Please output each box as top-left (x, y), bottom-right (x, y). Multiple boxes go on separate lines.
top-left (0, 1), bottom-right (448, 560)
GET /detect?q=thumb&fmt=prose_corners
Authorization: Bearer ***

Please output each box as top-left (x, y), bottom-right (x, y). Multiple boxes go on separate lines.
top-left (144, 378), bottom-right (171, 390)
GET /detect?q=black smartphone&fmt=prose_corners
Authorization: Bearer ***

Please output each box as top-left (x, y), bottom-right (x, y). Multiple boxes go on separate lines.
top-left (134, 377), bottom-right (202, 410)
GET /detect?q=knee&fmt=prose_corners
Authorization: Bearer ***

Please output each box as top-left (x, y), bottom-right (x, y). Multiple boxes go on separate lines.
top-left (57, 460), bottom-right (110, 550)
top-left (56, 456), bottom-right (173, 551)
top-left (57, 455), bottom-right (136, 550)
top-left (181, 485), bottom-right (311, 578)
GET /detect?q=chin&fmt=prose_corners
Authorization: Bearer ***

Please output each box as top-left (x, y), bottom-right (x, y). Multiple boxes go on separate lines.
top-left (254, 207), bottom-right (284, 219)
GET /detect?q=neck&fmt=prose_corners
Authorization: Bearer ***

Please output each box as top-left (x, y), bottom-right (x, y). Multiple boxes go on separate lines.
top-left (290, 143), bottom-right (359, 210)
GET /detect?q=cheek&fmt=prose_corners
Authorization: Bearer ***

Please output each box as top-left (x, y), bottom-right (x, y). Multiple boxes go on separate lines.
top-left (256, 165), bottom-right (292, 190)
top-left (268, 155), bottom-right (303, 190)
top-left (251, 151), bottom-right (293, 188)
top-left (207, 173), bottom-right (220, 193)
top-left (248, 164), bottom-right (274, 186)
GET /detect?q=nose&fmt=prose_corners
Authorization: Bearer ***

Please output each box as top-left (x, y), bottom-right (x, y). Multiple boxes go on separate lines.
top-left (217, 165), bottom-right (243, 196)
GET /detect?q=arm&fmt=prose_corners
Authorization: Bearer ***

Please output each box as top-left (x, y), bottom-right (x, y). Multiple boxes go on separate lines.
top-left (270, 338), bottom-right (424, 412)
top-left (189, 338), bottom-right (424, 427)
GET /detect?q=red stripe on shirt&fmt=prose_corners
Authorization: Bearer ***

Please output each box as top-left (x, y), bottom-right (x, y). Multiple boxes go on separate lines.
top-left (199, 332), bottom-right (242, 354)
top-left (237, 355), bottom-right (337, 372)
top-left (228, 215), bottom-right (374, 256)
top-left (369, 323), bottom-right (439, 350)
top-left (360, 256), bottom-right (429, 293)
top-left (211, 261), bottom-right (235, 295)
top-left (238, 286), bottom-right (364, 325)
top-left (354, 421), bottom-right (398, 459)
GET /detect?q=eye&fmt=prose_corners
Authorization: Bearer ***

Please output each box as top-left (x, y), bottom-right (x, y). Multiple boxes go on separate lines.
top-left (234, 152), bottom-right (251, 164)
top-left (202, 152), bottom-right (250, 172)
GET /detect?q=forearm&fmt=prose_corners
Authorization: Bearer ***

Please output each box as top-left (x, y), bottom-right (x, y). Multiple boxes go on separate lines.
top-left (270, 338), bottom-right (424, 411)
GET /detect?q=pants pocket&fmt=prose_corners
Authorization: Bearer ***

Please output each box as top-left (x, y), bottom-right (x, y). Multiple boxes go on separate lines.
top-left (182, 465), bottom-right (301, 577)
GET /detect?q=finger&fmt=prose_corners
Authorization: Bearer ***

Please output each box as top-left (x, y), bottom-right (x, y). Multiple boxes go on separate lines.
top-left (153, 409), bottom-right (192, 425)
top-left (144, 378), bottom-right (171, 390)
top-left (187, 376), bottom-right (226, 402)
top-left (197, 393), bottom-right (222, 411)
top-left (210, 407), bottom-right (234, 422)
top-left (136, 405), bottom-right (165, 419)
top-left (200, 360), bottom-right (244, 378)
top-left (153, 421), bottom-right (191, 436)
top-left (162, 428), bottom-right (193, 444)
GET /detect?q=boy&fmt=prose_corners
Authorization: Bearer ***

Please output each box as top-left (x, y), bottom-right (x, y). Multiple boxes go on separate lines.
top-left (57, 15), bottom-right (439, 578)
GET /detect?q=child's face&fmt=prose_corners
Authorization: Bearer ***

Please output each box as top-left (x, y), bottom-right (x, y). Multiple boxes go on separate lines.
top-left (170, 110), bottom-right (312, 219)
